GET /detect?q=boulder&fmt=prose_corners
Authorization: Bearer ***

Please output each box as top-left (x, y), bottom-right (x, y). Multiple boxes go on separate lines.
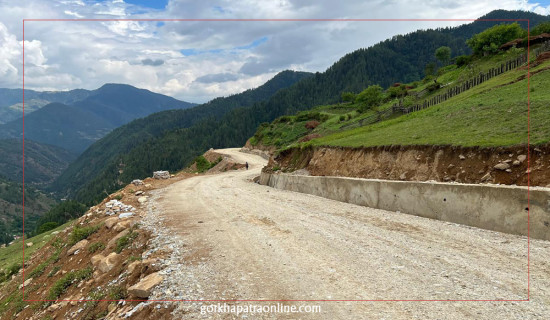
top-left (153, 171), bottom-right (170, 179)
top-left (25, 242), bottom-right (33, 247)
top-left (105, 217), bottom-right (119, 229)
top-left (18, 277), bottom-right (32, 289)
top-left (91, 254), bottom-right (105, 267)
top-left (128, 272), bottom-right (163, 298)
top-left (137, 197), bottom-right (148, 204)
top-left (459, 154), bottom-right (465, 160)
top-left (97, 252), bottom-right (121, 273)
top-left (517, 154), bottom-right (527, 163)
top-left (494, 163), bottom-right (510, 170)
top-left (135, 191), bottom-right (144, 196)
top-left (68, 239), bottom-right (88, 255)
top-left (481, 172), bottom-right (492, 182)
top-left (114, 220), bottom-right (133, 232)
top-left (119, 212), bottom-right (135, 219)
top-left (131, 179), bottom-right (144, 186)
top-left (127, 260), bottom-right (141, 274)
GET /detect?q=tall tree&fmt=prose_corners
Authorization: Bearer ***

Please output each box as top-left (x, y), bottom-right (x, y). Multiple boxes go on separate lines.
top-left (435, 46), bottom-right (451, 65)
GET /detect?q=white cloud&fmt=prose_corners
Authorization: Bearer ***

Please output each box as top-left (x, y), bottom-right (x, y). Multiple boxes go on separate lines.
top-left (0, 0), bottom-right (547, 103)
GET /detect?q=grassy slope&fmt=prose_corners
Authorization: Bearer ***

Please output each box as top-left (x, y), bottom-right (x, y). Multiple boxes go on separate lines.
top-left (251, 48), bottom-right (550, 150)
top-left (314, 59), bottom-right (549, 147)
top-left (0, 221), bottom-right (73, 274)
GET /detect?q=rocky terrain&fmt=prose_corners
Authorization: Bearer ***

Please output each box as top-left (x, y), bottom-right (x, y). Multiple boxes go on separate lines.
top-left (0, 172), bottom-right (197, 319)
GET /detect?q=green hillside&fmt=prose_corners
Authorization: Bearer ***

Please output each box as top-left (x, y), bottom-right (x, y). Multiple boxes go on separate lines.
top-left (251, 45), bottom-right (549, 151)
top-left (0, 139), bottom-right (77, 185)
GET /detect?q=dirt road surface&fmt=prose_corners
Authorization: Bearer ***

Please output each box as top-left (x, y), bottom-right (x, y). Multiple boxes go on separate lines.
top-left (147, 148), bottom-right (550, 319)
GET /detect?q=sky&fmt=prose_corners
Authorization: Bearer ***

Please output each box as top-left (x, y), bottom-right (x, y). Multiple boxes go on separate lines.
top-left (0, 0), bottom-right (549, 103)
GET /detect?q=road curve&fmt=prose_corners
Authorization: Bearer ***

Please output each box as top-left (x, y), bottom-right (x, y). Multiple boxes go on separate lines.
top-left (151, 148), bottom-right (550, 319)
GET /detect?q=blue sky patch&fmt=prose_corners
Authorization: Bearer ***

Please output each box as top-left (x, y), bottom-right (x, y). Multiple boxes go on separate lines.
top-left (235, 37), bottom-right (268, 50)
top-left (124, 0), bottom-right (168, 9)
top-left (181, 37), bottom-right (268, 56)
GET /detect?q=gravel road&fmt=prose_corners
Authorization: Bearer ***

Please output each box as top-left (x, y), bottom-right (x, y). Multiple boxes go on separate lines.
top-left (146, 148), bottom-right (550, 319)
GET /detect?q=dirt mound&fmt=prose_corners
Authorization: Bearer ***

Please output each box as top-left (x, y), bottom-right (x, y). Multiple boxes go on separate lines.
top-left (269, 144), bottom-right (550, 187)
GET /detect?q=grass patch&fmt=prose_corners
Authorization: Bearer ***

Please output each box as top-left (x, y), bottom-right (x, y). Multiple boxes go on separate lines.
top-left (127, 255), bottom-right (142, 262)
top-left (87, 242), bottom-right (105, 254)
top-left (115, 232), bottom-right (138, 254)
top-left (47, 266), bottom-right (61, 278)
top-left (115, 228), bottom-right (138, 254)
top-left (107, 285), bottom-right (128, 300)
top-left (69, 224), bottom-right (101, 245)
top-left (250, 47), bottom-right (550, 151)
top-left (47, 266), bottom-right (93, 300)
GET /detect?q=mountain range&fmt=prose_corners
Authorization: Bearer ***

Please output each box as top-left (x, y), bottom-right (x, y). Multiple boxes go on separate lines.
top-left (0, 84), bottom-right (196, 154)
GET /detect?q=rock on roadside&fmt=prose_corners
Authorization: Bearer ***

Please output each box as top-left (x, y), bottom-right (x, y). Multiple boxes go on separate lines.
top-left (128, 272), bottom-right (163, 298)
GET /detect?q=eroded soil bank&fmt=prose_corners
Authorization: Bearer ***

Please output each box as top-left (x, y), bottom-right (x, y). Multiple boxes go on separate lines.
top-left (266, 144), bottom-right (550, 187)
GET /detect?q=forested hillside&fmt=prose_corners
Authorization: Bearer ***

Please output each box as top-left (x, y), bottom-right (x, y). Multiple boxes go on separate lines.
top-left (55, 10), bottom-right (550, 205)
top-left (0, 139), bottom-right (76, 185)
top-left (0, 176), bottom-right (56, 245)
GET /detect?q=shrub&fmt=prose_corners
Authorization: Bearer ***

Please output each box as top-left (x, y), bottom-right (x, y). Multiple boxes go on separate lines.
top-left (426, 82), bottom-right (441, 92)
top-left (273, 116), bottom-right (292, 124)
top-left (339, 115), bottom-right (345, 122)
top-left (355, 85), bottom-right (383, 109)
top-left (341, 91), bottom-right (356, 102)
top-left (531, 21), bottom-right (550, 36)
top-left (466, 22), bottom-right (526, 55)
top-left (435, 46), bottom-right (451, 65)
top-left (69, 224), bottom-right (101, 245)
top-left (387, 85), bottom-right (407, 98)
top-left (36, 222), bottom-right (59, 235)
top-left (295, 111), bottom-right (328, 122)
top-left (194, 156), bottom-right (211, 173)
top-left (88, 242), bottom-right (105, 254)
top-left (108, 285), bottom-right (128, 300)
top-left (455, 55), bottom-right (471, 67)
top-left (115, 231), bottom-right (138, 254)
top-left (0, 263), bottom-right (22, 283)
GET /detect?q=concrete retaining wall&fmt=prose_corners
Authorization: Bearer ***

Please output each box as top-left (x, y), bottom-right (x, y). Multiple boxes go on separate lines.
top-left (260, 172), bottom-right (550, 241)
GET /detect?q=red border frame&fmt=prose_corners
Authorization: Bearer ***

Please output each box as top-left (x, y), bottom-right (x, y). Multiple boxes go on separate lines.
top-left (21, 18), bottom-right (531, 303)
